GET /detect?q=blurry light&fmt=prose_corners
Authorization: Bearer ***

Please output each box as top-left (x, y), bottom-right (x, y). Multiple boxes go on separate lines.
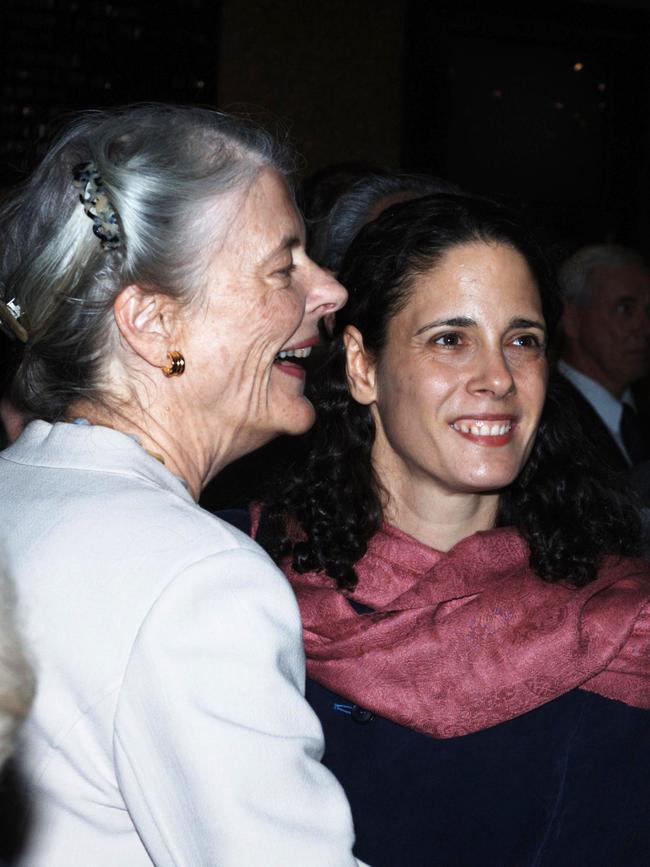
top-left (597, 82), bottom-right (606, 92)
top-left (554, 101), bottom-right (564, 110)
top-left (492, 88), bottom-right (503, 99)
top-left (195, 80), bottom-right (205, 89)
top-left (104, 81), bottom-right (112, 90)
top-left (574, 62), bottom-right (584, 72)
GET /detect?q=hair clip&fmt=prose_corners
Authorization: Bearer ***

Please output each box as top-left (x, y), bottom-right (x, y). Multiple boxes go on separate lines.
top-left (72, 161), bottom-right (121, 251)
top-left (0, 297), bottom-right (28, 343)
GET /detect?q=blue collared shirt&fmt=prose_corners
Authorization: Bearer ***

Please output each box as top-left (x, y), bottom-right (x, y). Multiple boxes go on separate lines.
top-left (558, 360), bottom-right (634, 465)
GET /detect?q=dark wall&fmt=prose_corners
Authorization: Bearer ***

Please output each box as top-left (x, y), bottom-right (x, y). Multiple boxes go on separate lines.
top-left (3, 0), bottom-right (650, 251)
top-left (213, 0), bottom-right (650, 250)
top-left (0, 0), bottom-right (222, 186)
top-left (403, 2), bottom-right (650, 253)
top-left (218, 0), bottom-right (404, 173)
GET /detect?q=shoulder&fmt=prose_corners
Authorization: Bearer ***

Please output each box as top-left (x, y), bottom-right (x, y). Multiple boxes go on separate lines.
top-left (3, 444), bottom-right (291, 677)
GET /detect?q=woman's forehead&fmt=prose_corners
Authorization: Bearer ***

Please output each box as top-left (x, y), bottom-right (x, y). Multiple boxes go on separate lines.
top-left (397, 243), bottom-right (543, 325)
top-left (205, 170), bottom-right (303, 268)
top-left (228, 170), bottom-right (304, 253)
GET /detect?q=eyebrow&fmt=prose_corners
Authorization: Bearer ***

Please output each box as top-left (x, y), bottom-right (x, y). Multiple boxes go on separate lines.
top-left (510, 317), bottom-right (547, 333)
top-left (415, 315), bottom-right (547, 335)
top-left (261, 235), bottom-right (302, 266)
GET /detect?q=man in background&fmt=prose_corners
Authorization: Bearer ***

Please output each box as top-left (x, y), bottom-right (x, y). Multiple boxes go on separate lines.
top-left (558, 244), bottom-right (650, 471)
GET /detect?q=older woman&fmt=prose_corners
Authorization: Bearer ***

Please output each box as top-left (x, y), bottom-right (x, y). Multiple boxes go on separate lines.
top-left (257, 194), bottom-right (650, 866)
top-left (0, 105), bottom-right (364, 866)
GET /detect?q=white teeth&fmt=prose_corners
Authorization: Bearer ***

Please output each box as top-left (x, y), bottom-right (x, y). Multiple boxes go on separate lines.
top-left (451, 420), bottom-right (512, 436)
top-left (277, 346), bottom-right (312, 360)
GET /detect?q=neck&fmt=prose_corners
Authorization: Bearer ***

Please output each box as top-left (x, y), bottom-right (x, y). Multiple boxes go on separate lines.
top-left (381, 479), bottom-right (499, 552)
top-left (67, 398), bottom-right (215, 500)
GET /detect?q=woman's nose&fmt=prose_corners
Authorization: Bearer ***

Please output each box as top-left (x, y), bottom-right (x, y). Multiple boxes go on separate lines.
top-left (305, 263), bottom-right (348, 317)
top-left (467, 346), bottom-right (516, 398)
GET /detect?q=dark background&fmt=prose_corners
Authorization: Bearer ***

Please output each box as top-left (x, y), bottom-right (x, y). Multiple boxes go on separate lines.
top-left (2, 0), bottom-right (650, 249)
top-left (2, 0), bottom-right (650, 507)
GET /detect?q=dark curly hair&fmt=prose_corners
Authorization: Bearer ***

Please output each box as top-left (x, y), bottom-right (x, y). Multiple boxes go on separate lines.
top-left (261, 193), bottom-right (641, 590)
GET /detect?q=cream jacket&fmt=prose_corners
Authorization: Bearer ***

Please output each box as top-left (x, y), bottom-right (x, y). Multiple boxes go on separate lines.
top-left (0, 421), bottom-right (361, 866)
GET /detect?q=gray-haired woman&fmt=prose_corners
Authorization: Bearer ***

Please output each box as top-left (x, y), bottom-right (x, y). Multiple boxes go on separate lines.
top-left (0, 105), bottom-right (361, 866)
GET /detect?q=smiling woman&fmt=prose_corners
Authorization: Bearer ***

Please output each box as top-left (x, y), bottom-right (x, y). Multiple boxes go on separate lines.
top-left (347, 240), bottom-right (548, 536)
top-left (0, 104), bottom-right (359, 866)
top-left (165, 167), bottom-right (346, 471)
top-left (257, 193), bottom-right (650, 867)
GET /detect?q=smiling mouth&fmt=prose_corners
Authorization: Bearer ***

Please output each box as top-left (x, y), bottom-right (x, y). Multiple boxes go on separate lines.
top-left (449, 418), bottom-right (517, 447)
top-left (451, 420), bottom-right (513, 436)
top-left (275, 346), bottom-right (313, 362)
top-left (273, 344), bottom-right (315, 380)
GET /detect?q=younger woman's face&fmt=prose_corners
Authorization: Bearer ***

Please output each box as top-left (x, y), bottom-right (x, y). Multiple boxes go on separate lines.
top-left (348, 241), bottom-right (548, 500)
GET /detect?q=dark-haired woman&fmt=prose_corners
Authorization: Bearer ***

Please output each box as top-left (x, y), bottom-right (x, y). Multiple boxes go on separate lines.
top-left (255, 194), bottom-right (650, 867)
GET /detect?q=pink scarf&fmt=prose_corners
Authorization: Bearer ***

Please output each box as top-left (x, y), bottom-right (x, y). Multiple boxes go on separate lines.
top-left (258, 516), bottom-right (650, 738)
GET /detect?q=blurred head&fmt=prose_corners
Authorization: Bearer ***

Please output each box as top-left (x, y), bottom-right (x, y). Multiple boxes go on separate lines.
top-left (308, 172), bottom-right (461, 273)
top-left (331, 193), bottom-right (560, 501)
top-left (559, 244), bottom-right (650, 397)
top-left (0, 105), bottom-right (346, 462)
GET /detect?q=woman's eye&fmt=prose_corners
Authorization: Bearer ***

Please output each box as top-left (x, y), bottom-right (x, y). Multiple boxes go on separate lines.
top-left (615, 299), bottom-right (635, 316)
top-left (433, 332), bottom-right (462, 347)
top-left (511, 334), bottom-right (542, 349)
top-left (276, 263), bottom-right (296, 279)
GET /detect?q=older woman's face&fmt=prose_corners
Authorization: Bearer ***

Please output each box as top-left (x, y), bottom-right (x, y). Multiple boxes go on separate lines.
top-left (181, 169), bottom-right (347, 456)
top-left (357, 241), bottom-right (547, 498)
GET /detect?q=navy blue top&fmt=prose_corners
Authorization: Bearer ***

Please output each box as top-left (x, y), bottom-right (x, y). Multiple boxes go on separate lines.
top-left (215, 510), bottom-right (650, 866)
top-left (307, 680), bottom-right (650, 867)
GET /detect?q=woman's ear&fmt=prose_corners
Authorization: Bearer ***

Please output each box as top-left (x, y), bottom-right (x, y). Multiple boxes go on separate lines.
top-left (113, 285), bottom-right (179, 369)
top-left (344, 325), bottom-right (377, 405)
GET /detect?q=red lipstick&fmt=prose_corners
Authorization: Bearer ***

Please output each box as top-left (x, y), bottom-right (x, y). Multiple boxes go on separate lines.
top-left (449, 416), bottom-right (517, 447)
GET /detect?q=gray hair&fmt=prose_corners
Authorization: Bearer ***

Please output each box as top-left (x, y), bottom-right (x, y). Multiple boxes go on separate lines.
top-left (0, 104), bottom-right (292, 421)
top-left (309, 172), bottom-right (461, 273)
top-left (0, 561), bottom-right (34, 768)
top-left (558, 243), bottom-right (647, 307)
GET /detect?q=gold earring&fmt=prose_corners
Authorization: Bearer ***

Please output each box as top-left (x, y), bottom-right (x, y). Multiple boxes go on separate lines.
top-left (162, 350), bottom-right (185, 377)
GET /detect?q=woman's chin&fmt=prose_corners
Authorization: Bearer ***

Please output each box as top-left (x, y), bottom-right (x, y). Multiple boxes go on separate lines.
top-left (285, 400), bottom-right (317, 436)
top-left (270, 396), bottom-right (316, 439)
top-left (452, 464), bottom-right (522, 494)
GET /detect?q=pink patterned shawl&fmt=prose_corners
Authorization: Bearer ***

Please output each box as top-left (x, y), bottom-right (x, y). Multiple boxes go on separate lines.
top-left (257, 516), bottom-right (650, 738)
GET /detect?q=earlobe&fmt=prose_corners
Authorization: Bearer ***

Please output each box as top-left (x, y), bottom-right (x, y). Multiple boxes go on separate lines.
top-left (113, 285), bottom-right (177, 369)
top-left (344, 325), bottom-right (377, 405)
